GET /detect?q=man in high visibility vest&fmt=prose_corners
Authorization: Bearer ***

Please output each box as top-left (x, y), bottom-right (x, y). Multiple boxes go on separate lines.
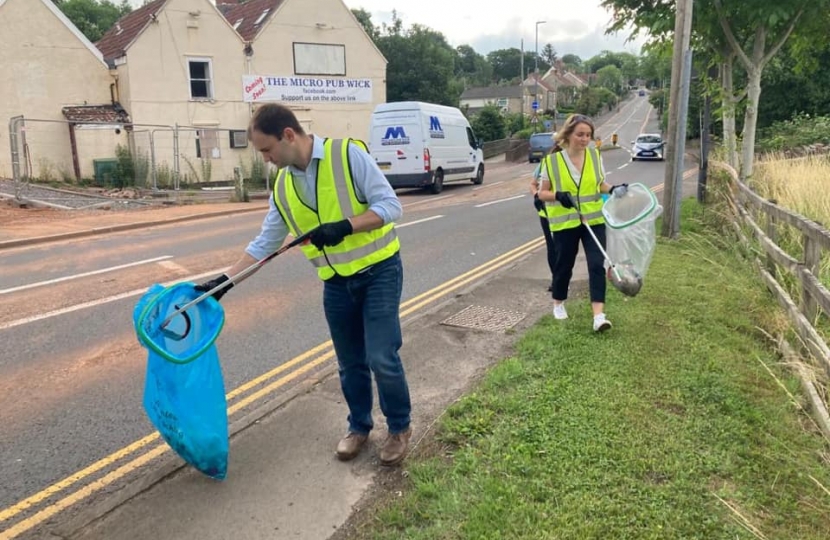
top-left (195, 104), bottom-right (412, 466)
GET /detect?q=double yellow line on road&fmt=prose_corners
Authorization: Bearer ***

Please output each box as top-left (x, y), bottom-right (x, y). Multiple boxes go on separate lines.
top-left (651, 168), bottom-right (697, 194)
top-left (0, 236), bottom-right (545, 540)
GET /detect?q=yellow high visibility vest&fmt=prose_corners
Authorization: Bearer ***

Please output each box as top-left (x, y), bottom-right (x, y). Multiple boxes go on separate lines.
top-left (543, 148), bottom-right (605, 232)
top-left (273, 138), bottom-right (400, 280)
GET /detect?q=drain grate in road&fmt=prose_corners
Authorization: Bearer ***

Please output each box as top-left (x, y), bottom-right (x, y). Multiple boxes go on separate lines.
top-left (440, 304), bottom-right (527, 332)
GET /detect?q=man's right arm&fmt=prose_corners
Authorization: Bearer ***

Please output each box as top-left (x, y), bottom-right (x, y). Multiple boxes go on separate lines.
top-left (229, 197), bottom-right (290, 281)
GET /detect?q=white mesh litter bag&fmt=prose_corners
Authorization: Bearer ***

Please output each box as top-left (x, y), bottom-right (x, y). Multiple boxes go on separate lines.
top-left (602, 183), bottom-right (662, 282)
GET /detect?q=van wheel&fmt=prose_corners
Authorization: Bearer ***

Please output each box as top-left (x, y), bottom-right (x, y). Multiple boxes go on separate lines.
top-left (472, 164), bottom-right (484, 185)
top-left (430, 170), bottom-right (444, 194)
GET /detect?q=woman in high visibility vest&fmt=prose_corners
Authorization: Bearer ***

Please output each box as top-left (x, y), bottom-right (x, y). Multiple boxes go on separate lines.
top-left (536, 114), bottom-right (628, 332)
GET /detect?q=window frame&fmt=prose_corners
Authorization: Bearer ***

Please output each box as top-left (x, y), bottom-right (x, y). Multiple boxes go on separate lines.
top-left (195, 129), bottom-right (221, 159)
top-left (187, 57), bottom-right (214, 101)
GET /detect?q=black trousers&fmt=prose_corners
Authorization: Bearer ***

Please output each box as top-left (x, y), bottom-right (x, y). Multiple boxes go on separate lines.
top-left (538, 215), bottom-right (556, 281)
top-left (551, 223), bottom-right (607, 303)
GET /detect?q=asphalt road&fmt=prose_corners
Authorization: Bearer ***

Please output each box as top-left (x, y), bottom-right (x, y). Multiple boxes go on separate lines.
top-left (0, 94), bottom-right (687, 537)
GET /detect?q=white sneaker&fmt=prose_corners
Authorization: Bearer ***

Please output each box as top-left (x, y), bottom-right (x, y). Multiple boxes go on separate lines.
top-left (553, 303), bottom-right (568, 320)
top-left (593, 313), bottom-right (612, 332)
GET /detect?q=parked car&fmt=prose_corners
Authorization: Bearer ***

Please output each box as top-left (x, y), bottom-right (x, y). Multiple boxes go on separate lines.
top-left (528, 132), bottom-right (556, 163)
top-left (631, 133), bottom-right (665, 161)
top-left (369, 101), bottom-right (484, 194)
top-left (638, 89), bottom-right (646, 96)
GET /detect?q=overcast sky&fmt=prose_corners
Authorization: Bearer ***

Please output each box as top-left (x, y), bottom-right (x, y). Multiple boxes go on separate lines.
top-left (343, 1), bottom-right (648, 60)
top-left (127, 0), bottom-right (648, 60)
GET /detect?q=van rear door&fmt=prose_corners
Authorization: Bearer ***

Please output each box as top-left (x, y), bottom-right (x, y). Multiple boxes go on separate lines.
top-left (369, 111), bottom-right (426, 187)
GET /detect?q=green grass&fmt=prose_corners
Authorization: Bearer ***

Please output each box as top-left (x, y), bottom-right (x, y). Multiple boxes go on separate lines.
top-left (356, 200), bottom-right (830, 540)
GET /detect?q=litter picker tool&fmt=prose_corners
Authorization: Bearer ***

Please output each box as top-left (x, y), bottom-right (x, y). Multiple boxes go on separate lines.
top-left (159, 231), bottom-right (311, 336)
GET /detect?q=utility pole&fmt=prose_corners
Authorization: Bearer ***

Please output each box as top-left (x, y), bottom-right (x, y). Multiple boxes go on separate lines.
top-left (520, 39), bottom-right (524, 87)
top-left (661, 0), bottom-right (694, 238)
top-left (534, 20), bottom-right (546, 133)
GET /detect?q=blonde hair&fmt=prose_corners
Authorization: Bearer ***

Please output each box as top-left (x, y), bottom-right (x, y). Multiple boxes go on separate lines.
top-left (554, 113), bottom-right (595, 148)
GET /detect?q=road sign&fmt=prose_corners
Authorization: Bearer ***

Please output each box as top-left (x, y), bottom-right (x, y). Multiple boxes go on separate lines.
top-left (531, 101), bottom-right (539, 110)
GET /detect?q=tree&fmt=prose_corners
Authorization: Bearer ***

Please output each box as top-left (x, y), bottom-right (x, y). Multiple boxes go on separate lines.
top-left (758, 37), bottom-right (830, 128)
top-left (602, 0), bottom-right (829, 180)
top-left (487, 48), bottom-right (550, 82)
top-left (561, 53), bottom-right (583, 71)
top-left (469, 106), bottom-right (505, 142)
top-left (541, 43), bottom-right (557, 65)
top-left (639, 42), bottom-right (672, 88)
top-left (374, 13), bottom-right (458, 105)
top-left (618, 52), bottom-right (641, 85)
top-left (583, 50), bottom-right (627, 73)
top-left (596, 64), bottom-right (625, 95)
top-left (487, 48), bottom-right (524, 82)
top-left (54, 0), bottom-right (131, 42)
top-left (351, 8), bottom-right (378, 41)
top-left (454, 45), bottom-right (493, 87)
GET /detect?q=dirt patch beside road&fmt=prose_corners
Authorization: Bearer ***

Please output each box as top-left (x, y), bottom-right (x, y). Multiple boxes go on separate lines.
top-left (0, 198), bottom-right (269, 244)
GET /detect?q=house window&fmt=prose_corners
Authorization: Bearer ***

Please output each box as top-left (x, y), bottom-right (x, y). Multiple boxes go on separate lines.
top-left (496, 98), bottom-right (508, 108)
top-left (196, 129), bottom-right (220, 159)
top-left (188, 58), bottom-right (213, 100)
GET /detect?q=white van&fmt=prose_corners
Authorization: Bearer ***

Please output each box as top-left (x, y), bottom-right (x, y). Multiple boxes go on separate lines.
top-left (368, 101), bottom-right (485, 194)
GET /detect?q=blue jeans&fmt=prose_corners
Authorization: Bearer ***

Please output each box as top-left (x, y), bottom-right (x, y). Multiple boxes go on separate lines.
top-left (323, 252), bottom-right (411, 435)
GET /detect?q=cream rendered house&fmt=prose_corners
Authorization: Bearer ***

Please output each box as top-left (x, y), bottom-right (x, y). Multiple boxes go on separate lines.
top-left (222, 0), bottom-right (386, 142)
top-left (97, 0), bottom-right (250, 185)
top-left (0, 0), bottom-right (123, 182)
top-left (98, 0), bottom-right (386, 186)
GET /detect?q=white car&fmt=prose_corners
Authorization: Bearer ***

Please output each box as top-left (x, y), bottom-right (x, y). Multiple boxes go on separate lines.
top-left (631, 133), bottom-right (665, 161)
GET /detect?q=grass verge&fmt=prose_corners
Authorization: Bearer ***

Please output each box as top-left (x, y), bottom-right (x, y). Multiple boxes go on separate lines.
top-left (349, 200), bottom-right (830, 540)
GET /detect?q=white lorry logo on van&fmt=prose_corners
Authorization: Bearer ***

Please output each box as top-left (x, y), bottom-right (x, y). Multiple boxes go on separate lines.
top-left (381, 126), bottom-right (410, 146)
top-left (428, 116), bottom-right (445, 139)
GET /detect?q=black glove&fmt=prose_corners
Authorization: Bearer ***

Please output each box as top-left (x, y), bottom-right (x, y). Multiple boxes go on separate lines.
top-left (308, 219), bottom-right (353, 250)
top-left (610, 183), bottom-right (629, 198)
top-left (555, 191), bottom-right (576, 209)
top-left (194, 273), bottom-right (233, 302)
top-left (533, 194), bottom-right (546, 212)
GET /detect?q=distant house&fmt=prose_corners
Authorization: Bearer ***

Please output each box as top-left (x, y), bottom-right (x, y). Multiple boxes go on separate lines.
top-left (522, 74), bottom-right (557, 114)
top-left (459, 86), bottom-right (524, 115)
top-left (0, 0), bottom-right (125, 181)
top-left (540, 66), bottom-right (585, 109)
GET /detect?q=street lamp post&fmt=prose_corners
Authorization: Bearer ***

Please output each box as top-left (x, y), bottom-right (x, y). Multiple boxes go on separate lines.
top-left (534, 20), bottom-right (546, 132)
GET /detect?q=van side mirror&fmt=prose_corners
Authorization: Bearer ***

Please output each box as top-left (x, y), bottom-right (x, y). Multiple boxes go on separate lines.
top-left (476, 139), bottom-right (483, 149)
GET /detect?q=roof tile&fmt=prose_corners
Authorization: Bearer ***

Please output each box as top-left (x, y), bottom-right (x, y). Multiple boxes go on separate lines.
top-left (62, 104), bottom-right (131, 124)
top-left (95, 0), bottom-right (166, 62)
top-left (222, 0), bottom-right (283, 42)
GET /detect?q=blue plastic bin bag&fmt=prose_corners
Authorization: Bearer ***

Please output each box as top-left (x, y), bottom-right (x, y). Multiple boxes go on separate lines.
top-left (133, 282), bottom-right (229, 480)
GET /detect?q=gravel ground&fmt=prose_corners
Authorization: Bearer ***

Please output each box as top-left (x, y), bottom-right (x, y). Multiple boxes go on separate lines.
top-left (0, 179), bottom-right (152, 210)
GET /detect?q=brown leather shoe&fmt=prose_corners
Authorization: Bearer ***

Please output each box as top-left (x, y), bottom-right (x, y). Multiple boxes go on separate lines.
top-left (379, 427), bottom-right (412, 466)
top-left (336, 432), bottom-right (368, 461)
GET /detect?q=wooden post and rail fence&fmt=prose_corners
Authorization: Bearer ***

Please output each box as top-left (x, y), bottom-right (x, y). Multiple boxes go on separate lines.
top-left (717, 161), bottom-right (830, 439)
